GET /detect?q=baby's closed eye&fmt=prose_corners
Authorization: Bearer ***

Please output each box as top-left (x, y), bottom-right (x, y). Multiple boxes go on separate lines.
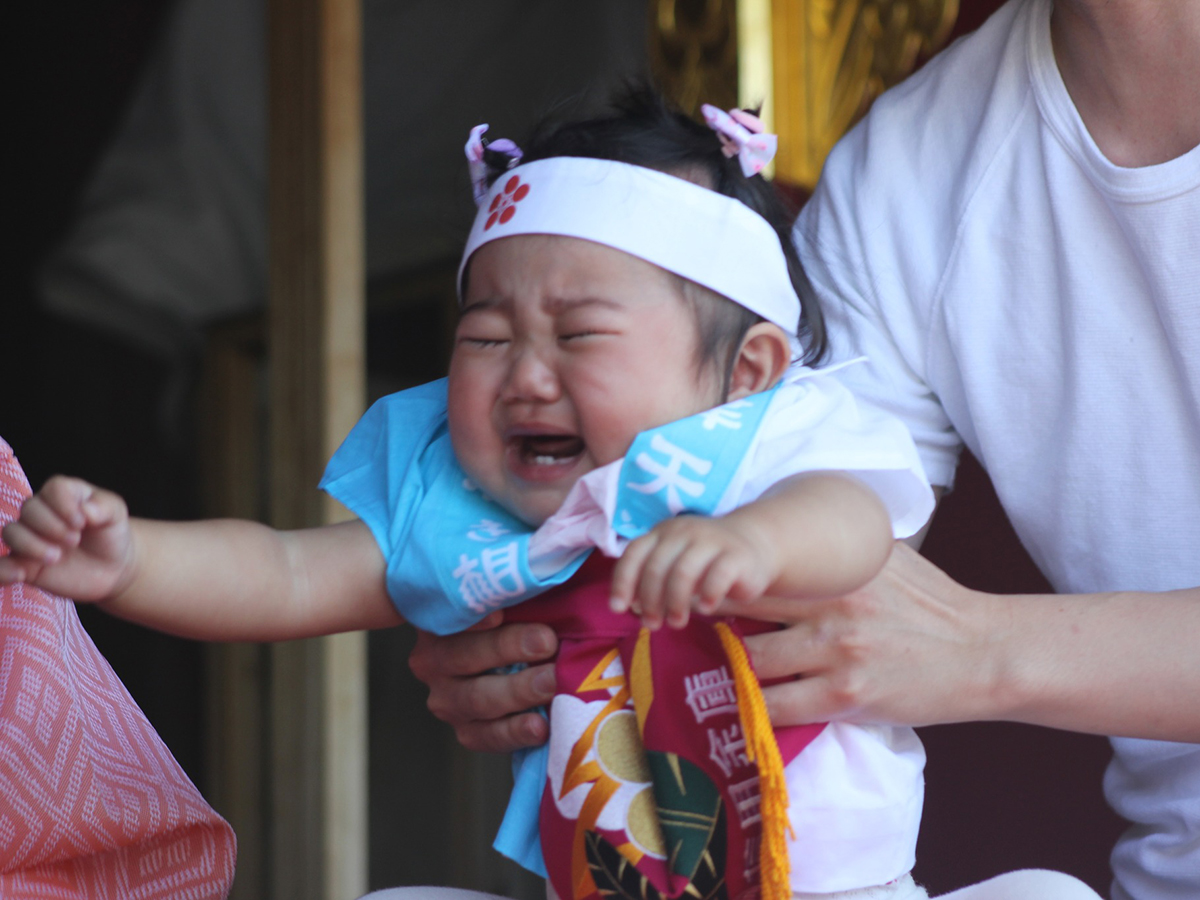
top-left (557, 329), bottom-right (606, 342)
top-left (460, 336), bottom-right (510, 348)
top-left (455, 318), bottom-right (512, 349)
top-left (555, 313), bottom-right (622, 344)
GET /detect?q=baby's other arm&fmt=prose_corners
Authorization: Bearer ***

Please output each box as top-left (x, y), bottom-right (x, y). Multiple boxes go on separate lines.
top-left (0, 475), bottom-right (400, 641)
top-left (610, 471), bottom-right (892, 629)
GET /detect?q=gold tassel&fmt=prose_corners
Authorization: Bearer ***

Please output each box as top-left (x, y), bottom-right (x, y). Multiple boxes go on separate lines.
top-left (715, 622), bottom-right (793, 900)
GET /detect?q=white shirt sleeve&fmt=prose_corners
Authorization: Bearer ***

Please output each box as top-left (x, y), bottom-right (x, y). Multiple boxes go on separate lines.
top-left (722, 366), bottom-right (936, 539)
top-left (794, 115), bottom-right (964, 490)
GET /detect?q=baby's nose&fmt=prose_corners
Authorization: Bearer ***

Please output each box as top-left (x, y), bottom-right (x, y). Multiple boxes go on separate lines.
top-left (503, 346), bottom-right (561, 402)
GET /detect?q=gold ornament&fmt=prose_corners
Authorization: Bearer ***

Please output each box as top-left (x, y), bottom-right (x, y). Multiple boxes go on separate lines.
top-left (773, 0), bottom-right (958, 188)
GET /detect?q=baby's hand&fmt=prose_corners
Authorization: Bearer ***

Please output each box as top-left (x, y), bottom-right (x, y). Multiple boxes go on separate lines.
top-left (609, 514), bottom-right (777, 630)
top-left (0, 476), bottom-right (136, 601)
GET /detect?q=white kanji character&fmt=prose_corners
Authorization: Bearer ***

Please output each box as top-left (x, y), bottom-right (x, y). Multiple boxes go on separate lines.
top-left (742, 833), bottom-right (762, 884)
top-left (452, 542), bottom-right (526, 613)
top-left (480, 542), bottom-right (525, 599)
top-left (708, 723), bottom-right (750, 777)
top-left (685, 666), bottom-right (739, 722)
top-left (729, 776), bottom-right (762, 829)
top-left (627, 433), bottom-right (713, 513)
top-left (701, 399), bottom-right (754, 431)
top-left (453, 554), bottom-right (492, 613)
top-left (466, 518), bottom-right (510, 542)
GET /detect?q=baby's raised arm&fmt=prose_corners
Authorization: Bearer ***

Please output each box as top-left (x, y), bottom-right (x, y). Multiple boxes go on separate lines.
top-left (610, 471), bottom-right (892, 629)
top-left (0, 475), bottom-right (400, 641)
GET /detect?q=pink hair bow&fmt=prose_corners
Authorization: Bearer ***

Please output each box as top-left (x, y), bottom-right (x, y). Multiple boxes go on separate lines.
top-left (701, 104), bottom-right (777, 177)
top-left (465, 124), bottom-right (523, 206)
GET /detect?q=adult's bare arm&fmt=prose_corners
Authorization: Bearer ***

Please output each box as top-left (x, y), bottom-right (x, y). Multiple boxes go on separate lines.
top-left (408, 615), bottom-right (560, 752)
top-left (742, 542), bottom-right (1200, 742)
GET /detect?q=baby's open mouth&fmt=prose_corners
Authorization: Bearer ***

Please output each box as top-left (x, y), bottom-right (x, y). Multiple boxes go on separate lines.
top-left (514, 434), bottom-right (585, 466)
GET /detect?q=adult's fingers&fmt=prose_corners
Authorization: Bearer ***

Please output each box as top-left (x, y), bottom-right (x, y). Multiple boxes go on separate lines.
top-left (408, 624), bottom-right (559, 754)
top-left (422, 658), bottom-right (555, 723)
top-left (408, 620), bottom-right (556, 681)
top-left (758, 674), bottom-right (844, 728)
top-left (740, 616), bottom-right (831, 679)
top-left (453, 708), bottom-right (551, 754)
top-left (422, 661), bottom-right (557, 752)
top-left (742, 545), bottom-right (995, 729)
top-left (711, 592), bottom-right (815, 625)
top-left (747, 616), bottom-right (881, 727)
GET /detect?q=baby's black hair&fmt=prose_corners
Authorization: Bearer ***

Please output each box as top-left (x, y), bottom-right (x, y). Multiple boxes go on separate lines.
top-left (480, 85), bottom-right (828, 375)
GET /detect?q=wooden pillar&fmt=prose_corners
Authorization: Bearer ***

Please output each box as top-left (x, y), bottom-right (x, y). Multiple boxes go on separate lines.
top-left (738, 0), bottom-right (775, 120)
top-left (266, 0), bottom-right (367, 897)
top-left (200, 317), bottom-right (270, 900)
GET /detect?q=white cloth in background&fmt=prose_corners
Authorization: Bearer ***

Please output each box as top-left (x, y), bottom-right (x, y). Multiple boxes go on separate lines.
top-left (795, 0), bottom-right (1200, 898)
top-left (38, 0), bottom-right (646, 359)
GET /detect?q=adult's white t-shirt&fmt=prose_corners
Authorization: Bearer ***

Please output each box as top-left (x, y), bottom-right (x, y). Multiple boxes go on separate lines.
top-left (794, 0), bottom-right (1200, 897)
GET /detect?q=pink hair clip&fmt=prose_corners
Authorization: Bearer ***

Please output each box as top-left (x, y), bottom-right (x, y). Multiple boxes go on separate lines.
top-left (700, 104), bottom-right (777, 177)
top-left (465, 124), bottom-right (523, 206)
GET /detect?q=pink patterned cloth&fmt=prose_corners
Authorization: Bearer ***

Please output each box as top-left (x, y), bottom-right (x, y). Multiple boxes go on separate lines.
top-left (0, 438), bottom-right (235, 899)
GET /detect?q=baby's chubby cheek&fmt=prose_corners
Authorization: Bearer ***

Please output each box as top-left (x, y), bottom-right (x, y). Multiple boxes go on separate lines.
top-left (444, 428), bottom-right (487, 490)
top-left (444, 395), bottom-right (492, 483)
top-left (443, 413), bottom-right (546, 527)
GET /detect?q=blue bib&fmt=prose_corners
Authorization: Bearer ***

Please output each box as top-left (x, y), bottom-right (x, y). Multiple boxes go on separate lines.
top-left (320, 379), bottom-right (778, 635)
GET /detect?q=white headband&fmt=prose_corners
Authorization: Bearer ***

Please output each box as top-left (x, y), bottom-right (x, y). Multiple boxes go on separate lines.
top-left (457, 157), bottom-right (801, 339)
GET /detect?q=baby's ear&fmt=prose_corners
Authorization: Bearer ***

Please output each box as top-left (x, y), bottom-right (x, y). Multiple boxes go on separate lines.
top-left (726, 323), bottom-right (791, 400)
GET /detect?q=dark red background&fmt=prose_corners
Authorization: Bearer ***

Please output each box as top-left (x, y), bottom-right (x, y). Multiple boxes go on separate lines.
top-left (914, 452), bottom-right (1124, 896)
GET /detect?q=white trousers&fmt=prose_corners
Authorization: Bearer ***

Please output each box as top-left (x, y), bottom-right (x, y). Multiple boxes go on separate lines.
top-left (359, 869), bottom-right (1103, 900)
top-left (937, 871), bottom-right (1105, 900)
